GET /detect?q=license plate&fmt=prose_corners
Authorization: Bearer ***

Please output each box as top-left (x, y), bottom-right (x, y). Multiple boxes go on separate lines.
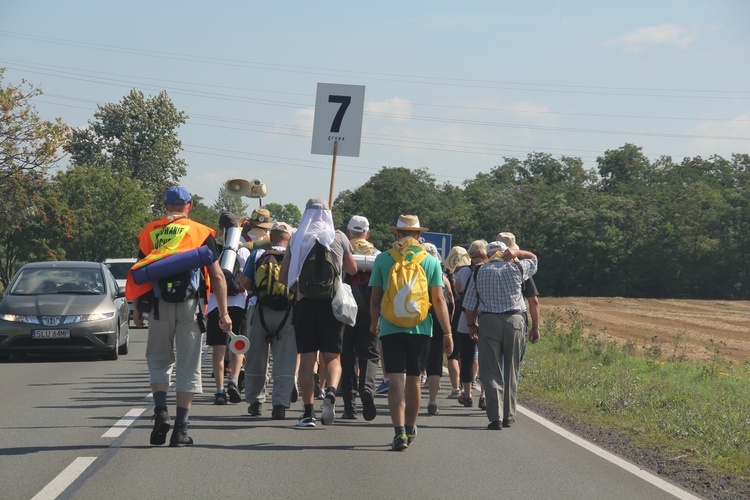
top-left (32, 329), bottom-right (71, 339)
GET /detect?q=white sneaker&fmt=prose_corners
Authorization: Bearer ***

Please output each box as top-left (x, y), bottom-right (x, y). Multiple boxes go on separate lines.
top-left (296, 415), bottom-right (316, 427)
top-left (447, 388), bottom-right (461, 399)
top-left (321, 394), bottom-right (336, 425)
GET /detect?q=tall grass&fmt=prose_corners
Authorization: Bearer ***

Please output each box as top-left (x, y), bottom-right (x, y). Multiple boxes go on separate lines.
top-left (520, 308), bottom-right (750, 481)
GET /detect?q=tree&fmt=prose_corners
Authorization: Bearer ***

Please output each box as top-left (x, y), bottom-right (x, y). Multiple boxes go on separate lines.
top-left (0, 69), bottom-right (69, 288)
top-left (334, 167), bottom-right (454, 249)
top-left (186, 194), bottom-right (220, 230)
top-left (263, 202), bottom-right (302, 228)
top-left (212, 186), bottom-right (249, 217)
top-left (55, 164), bottom-right (152, 261)
top-left (65, 89), bottom-right (188, 205)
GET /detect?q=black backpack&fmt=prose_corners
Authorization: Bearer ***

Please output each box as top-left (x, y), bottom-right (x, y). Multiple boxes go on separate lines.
top-left (297, 241), bottom-right (339, 299)
top-left (158, 270), bottom-right (196, 303)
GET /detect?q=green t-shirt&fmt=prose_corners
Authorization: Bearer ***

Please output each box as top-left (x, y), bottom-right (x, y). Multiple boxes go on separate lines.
top-left (369, 245), bottom-right (444, 337)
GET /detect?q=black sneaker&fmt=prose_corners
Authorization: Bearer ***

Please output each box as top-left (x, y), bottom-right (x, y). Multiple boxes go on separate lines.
top-left (214, 392), bottom-right (228, 405)
top-left (360, 390), bottom-right (377, 421)
top-left (341, 411), bottom-right (358, 420)
top-left (227, 383), bottom-right (242, 404)
top-left (169, 427), bottom-right (193, 447)
top-left (248, 402), bottom-right (262, 416)
top-left (391, 433), bottom-right (409, 451)
top-left (150, 410), bottom-right (171, 446)
top-left (238, 370), bottom-right (245, 393)
top-left (271, 405), bottom-right (286, 420)
top-left (487, 420), bottom-right (502, 431)
top-left (502, 417), bottom-right (515, 428)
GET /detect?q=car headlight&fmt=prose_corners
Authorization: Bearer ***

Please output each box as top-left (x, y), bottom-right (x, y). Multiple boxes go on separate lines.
top-left (64, 312), bottom-right (116, 323)
top-left (0, 313), bottom-right (115, 324)
top-left (0, 314), bottom-right (39, 323)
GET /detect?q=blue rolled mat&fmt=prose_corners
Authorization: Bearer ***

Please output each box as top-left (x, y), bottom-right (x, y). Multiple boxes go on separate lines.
top-left (132, 246), bottom-right (214, 285)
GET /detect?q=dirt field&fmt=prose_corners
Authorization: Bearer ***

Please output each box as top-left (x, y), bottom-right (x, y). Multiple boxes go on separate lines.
top-left (541, 297), bottom-right (750, 365)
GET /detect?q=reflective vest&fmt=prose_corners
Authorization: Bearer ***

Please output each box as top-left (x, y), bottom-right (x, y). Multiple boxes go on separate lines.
top-left (125, 216), bottom-right (215, 300)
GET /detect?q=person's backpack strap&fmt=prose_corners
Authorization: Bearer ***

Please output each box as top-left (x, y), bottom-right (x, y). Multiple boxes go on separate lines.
top-left (471, 264), bottom-right (486, 308)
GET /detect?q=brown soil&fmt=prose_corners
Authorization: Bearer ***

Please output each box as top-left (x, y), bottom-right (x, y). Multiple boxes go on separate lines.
top-left (542, 297), bottom-right (750, 364)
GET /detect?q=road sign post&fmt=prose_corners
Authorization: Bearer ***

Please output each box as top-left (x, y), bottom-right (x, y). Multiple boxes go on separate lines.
top-left (421, 232), bottom-right (452, 262)
top-left (311, 83), bottom-right (365, 208)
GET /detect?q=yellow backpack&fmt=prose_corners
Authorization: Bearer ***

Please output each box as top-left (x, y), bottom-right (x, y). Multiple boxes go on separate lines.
top-left (381, 247), bottom-right (431, 328)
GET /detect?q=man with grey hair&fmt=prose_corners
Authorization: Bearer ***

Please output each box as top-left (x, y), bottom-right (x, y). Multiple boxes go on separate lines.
top-left (496, 232), bottom-right (540, 346)
top-left (462, 240), bottom-right (538, 430)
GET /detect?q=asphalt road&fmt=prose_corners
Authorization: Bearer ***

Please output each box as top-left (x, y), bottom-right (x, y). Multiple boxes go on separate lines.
top-left (0, 328), bottom-right (700, 500)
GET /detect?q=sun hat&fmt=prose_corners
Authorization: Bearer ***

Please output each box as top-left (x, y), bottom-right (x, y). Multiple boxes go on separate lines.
top-left (495, 232), bottom-right (519, 250)
top-left (387, 214), bottom-right (428, 233)
top-left (487, 241), bottom-right (509, 257)
top-left (247, 208), bottom-right (274, 229)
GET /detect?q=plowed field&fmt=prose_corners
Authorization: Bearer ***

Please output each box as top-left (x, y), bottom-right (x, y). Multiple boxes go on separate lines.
top-left (542, 297), bottom-right (750, 364)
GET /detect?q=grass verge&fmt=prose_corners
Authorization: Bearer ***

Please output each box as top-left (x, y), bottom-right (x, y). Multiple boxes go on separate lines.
top-left (519, 308), bottom-right (750, 484)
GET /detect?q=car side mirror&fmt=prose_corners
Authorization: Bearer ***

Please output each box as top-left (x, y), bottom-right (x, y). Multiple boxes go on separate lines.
top-left (117, 285), bottom-right (127, 298)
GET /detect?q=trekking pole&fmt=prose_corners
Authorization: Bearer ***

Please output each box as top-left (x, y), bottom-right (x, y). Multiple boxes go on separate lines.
top-left (328, 140), bottom-right (338, 209)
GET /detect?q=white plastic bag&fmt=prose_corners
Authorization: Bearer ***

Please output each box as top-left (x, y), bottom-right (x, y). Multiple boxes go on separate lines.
top-left (332, 281), bottom-right (358, 326)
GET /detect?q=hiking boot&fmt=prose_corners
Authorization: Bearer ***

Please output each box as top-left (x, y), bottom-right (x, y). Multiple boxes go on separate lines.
top-left (375, 379), bottom-right (389, 394)
top-left (478, 396), bottom-right (487, 410)
top-left (360, 390), bottom-right (377, 422)
top-left (502, 417), bottom-right (515, 428)
top-left (321, 391), bottom-right (336, 425)
top-left (227, 383), bottom-right (242, 404)
top-left (296, 415), bottom-right (316, 427)
top-left (169, 427), bottom-right (194, 447)
top-left (391, 433), bottom-right (409, 451)
top-left (214, 392), bottom-right (228, 405)
top-left (458, 392), bottom-right (473, 407)
top-left (447, 388), bottom-right (461, 399)
top-left (150, 410), bottom-right (171, 446)
top-left (248, 402), bottom-right (262, 416)
top-left (406, 426), bottom-right (418, 445)
top-left (427, 402), bottom-right (439, 415)
top-left (487, 420), bottom-right (502, 431)
top-left (271, 405), bottom-right (286, 420)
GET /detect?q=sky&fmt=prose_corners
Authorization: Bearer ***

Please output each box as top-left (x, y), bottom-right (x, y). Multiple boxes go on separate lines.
top-left (1, 1), bottom-right (748, 211)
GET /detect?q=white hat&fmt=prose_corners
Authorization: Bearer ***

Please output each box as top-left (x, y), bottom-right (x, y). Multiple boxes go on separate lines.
top-left (347, 215), bottom-right (369, 232)
top-left (486, 241), bottom-right (508, 257)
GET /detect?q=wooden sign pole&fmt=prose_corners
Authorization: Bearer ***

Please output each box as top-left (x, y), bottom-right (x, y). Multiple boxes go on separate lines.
top-left (328, 140), bottom-right (339, 209)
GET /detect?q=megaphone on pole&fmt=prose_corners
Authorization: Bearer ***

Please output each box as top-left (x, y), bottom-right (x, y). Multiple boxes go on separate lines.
top-left (224, 179), bottom-right (267, 199)
top-left (228, 331), bottom-right (249, 355)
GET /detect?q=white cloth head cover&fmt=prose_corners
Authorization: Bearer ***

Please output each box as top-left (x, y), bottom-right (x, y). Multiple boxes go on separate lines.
top-left (285, 205), bottom-right (335, 287)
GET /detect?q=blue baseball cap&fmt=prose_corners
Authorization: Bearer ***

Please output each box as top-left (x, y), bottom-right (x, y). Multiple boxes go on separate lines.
top-left (164, 186), bottom-right (192, 206)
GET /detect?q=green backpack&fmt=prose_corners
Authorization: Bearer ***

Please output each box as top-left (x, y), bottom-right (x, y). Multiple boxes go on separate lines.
top-left (254, 248), bottom-right (294, 310)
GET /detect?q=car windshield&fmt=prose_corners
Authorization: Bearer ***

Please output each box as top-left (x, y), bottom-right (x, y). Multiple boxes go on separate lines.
top-left (9, 267), bottom-right (105, 295)
top-left (105, 262), bottom-right (134, 280)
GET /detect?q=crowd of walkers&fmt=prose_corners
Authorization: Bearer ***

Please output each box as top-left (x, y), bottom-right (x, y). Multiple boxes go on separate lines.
top-left (127, 187), bottom-right (539, 450)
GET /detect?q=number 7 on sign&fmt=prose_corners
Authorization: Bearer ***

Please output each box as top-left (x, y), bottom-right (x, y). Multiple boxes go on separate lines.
top-left (312, 83), bottom-right (365, 157)
top-left (328, 95), bottom-right (351, 133)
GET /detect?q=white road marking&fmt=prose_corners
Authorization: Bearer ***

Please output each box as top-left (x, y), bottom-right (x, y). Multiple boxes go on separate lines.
top-left (31, 456), bottom-right (96, 500)
top-left (101, 408), bottom-right (147, 438)
top-left (518, 405), bottom-right (701, 500)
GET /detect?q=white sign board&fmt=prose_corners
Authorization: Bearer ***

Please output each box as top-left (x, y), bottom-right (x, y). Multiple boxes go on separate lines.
top-left (311, 83), bottom-right (365, 157)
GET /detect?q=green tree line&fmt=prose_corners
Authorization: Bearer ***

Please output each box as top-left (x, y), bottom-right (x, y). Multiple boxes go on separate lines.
top-left (2, 71), bottom-right (748, 298)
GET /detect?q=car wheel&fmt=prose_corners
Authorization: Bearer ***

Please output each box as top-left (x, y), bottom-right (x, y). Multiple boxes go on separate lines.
top-left (103, 328), bottom-right (120, 361)
top-left (118, 328), bottom-right (129, 355)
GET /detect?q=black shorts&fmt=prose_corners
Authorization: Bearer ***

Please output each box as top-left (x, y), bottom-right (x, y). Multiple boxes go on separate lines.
top-left (293, 297), bottom-right (344, 354)
top-left (205, 306), bottom-right (247, 346)
top-left (380, 333), bottom-right (430, 377)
